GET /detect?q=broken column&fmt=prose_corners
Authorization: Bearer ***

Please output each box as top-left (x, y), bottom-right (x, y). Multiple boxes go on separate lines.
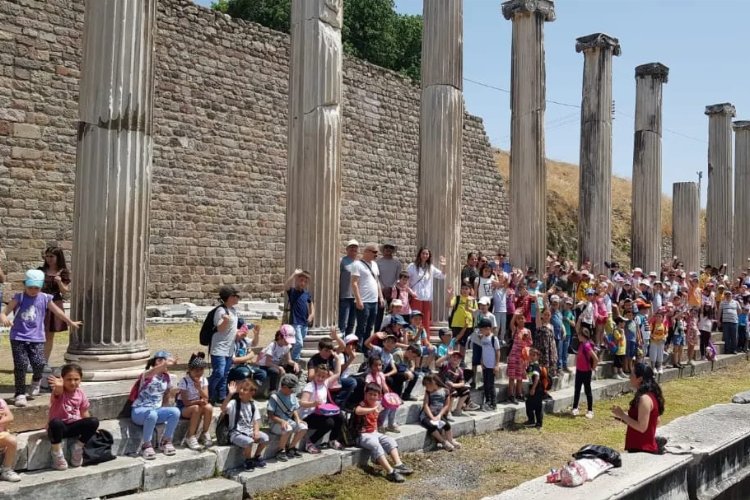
top-left (285, 0), bottom-right (342, 331)
top-left (502, 0), bottom-right (555, 273)
top-left (418, 0), bottom-right (463, 322)
top-left (672, 182), bottom-right (701, 273)
top-left (705, 103), bottom-right (735, 272)
top-left (65, 0), bottom-right (156, 380)
top-left (576, 33), bottom-right (621, 273)
top-left (733, 121), bottom-right (750, 274)
top-left (631, 63), bottom-right (668, 273)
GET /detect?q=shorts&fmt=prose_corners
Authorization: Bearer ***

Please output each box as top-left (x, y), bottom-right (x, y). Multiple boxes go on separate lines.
top-left (626, 340), bottom-right (637, 359)
top-left (421, 345), bottom-right (435, 357)
top-left (270, 419), bottom-right (308, 436)
top-left (613, 355), bottom-right (624, 369)
top-left (230, 431), bottom-right (269, 448)
top-left (471, 343), bottom-right (482, 367)
top-left (452, 327), bottom-right (470, 347)
top-left (672, 334), bottom-right (685, 347)
top-left (357, 432), bottom-right (398, 461)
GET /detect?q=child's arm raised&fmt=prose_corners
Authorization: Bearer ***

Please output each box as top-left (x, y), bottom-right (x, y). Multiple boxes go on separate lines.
top-left (250, 324), bottom-right (262, 348)
top-left (330, 327), bottom-right (345, 352)
top-left (47, 375), bottom-right (64, 397)
top-left (221, 381), bottom-right (238, 413)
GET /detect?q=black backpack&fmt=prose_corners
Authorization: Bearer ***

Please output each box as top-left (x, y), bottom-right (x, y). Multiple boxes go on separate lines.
top-left (572, 444), bottom-right (622, 468)
top-left (340, 409), bottom-right (360, 448)
top-left (216, 395), bottom-right (252, 446)
top-left (83, 429), bottom-right (116, 466)
top-left (199, 305), bottom-right (228, 346)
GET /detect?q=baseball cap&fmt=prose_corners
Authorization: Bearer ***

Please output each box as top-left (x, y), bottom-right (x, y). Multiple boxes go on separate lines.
top-left (219, 285), bottom-right (239, 301)
top-left (450, 351), bottom-right (464, 359)
top-left (279, 324), bottom-right (296, 344)
top-left (346, 239), bottom-right (359, 248)
top-left (633, 268), bottom-right (643, 274)
top-left (648, 271), bottom-right (658, 277)
top-left (24, 269), bottom-right (45, 288)
top-left (477, 318), bottom-right (493, 329)
top-left (411, 310), bottom-right (423, 317)
top-left (382, 242), bottom-right (396, 250)
top-left (390, 314), bottom-right (409, 326)
top-left (478, 296), bottom-right (491, 306)
top-left (151, 350), bottom-right (171, 361)
top-left (550, 294), bottom-right (560, 302)
top-left (344, 334), bottom-right (359, 345)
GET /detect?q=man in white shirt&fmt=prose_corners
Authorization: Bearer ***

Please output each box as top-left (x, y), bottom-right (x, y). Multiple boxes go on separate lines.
top-left (351, 242), bottom-right (384, 350)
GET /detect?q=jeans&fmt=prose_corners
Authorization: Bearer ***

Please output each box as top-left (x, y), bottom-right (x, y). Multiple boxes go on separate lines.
top-left (333, 376), bottom-right (357, 408)
top-left (292, 324), bottom-right (308, 361)
top-left (208, 355), bottom-right (233, 402)
top-left (556, 336), bottom-right (571, 369)
top-left (355, 302), bottom-right (378, 350)
top-left (132, 406), bottom-right (181, 444)
top-left (723, 322), bottom-right (738, 354)
top-left (739, 325), bottom-right (748, 352)
top-left (699, 330), bottom-right (711, 358)
top-left (338, 298), bottom-right (356, 335)
top-left (494, 312), bottom-right (507, 341)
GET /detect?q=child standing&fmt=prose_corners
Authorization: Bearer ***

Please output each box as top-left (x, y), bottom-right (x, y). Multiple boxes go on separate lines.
top-left (131, 351), bottom-right (181, 460)
top-left (420, 374), bottom-right (460, 451)
top-left (222, 379), bottom-right (269, 471)
top-left (285, 269), bottom-right (315, 362)
top-left (365, 356), bottom-right (398, 433)
top-left (0, 270), bottom-right (82, 407)
top-left (267, 374), bottom-right (307, 462)
top-left (470, 297), bottom-right (496, 389)
top-left (571, 328), bottom-right (598, 419)
top-left (506, 313), bottom-right (532, 404)
top-left (177, 353), bottom-right (214, 450)
top-left (447, 282), bottom-right (477, 356)
top-left (649, 308), bottom-right (668, 374)
top-left (47, 364), bottom-right (100, 470)
top-left (623, 308), bottom-right (638, 374)
top-left (0, 399), bottom-right (20, 481)
top-left (612, 316), bottom-right (627, 379)
top-left (208, 286), bottom-right (241, 404)
top-left (671, 314), bottom-right (686, 368)
top-left (391, 272), bottom-right (415, 318)
top-left (524, 348), bottom-right (544, 429)
top-left (559, 298), bottom-right (575, 372)
top-left (478, 318), bottom-right (501, 411)
top-left (739, 305), bottom-right (749, 353)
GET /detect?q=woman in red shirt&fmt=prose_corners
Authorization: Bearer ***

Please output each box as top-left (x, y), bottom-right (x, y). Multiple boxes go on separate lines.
top-left (611, 362), bottom-right (665, 453)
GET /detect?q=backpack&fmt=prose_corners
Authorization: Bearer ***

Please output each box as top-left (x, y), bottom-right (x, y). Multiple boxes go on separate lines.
top-left (539, 366), bottom-right (552, 392)
top-left (216, 394), bottom-right (249, 446)
top-left (340, 409), bottom-right (360, 447)
top-left (199, 305), bottom-right (229, 346)
top-left (447, 295), bottom-right (462, 325)
top-left (82, 429), bottom-right (116, 466)
top-left (604, 333), bottom-right (618, 355)
top-left (572, 444), bottom-right (622, 468)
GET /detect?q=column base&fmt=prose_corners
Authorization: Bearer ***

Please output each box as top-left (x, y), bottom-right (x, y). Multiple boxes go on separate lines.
top-left (64, 350), bottom-right (150, 381)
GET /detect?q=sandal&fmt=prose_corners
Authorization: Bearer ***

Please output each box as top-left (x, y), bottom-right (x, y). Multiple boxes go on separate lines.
top-left (306, 442), bottom-right (321, 454)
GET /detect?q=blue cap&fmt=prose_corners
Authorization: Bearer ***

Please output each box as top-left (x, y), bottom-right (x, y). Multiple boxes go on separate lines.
top-left (151, 350), bottom-right (171, 360)
top-left (24, 269), bottom-right (45, 288)
top-left (390, 314), bottom-right (409, 326)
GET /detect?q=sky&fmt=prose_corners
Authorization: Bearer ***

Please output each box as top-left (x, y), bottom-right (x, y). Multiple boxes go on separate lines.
top-left (195, 0), bottom-right (750, 207)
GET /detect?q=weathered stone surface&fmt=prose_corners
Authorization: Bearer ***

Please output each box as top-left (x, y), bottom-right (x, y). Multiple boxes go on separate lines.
top-left (731, 389), bottom-right (750, 404)
top-left (233, 450), bottom-right (342, 496)
top-left (119, 478), bottom-right (243, 500)
top-left (672, 182), bottom-right (701, 272)
top-left (142, 450), bottom-right (217, 491)
top-left (733, 121), bottom-right (750, 274)
top-left (12, 123), bottom-right (40, 138)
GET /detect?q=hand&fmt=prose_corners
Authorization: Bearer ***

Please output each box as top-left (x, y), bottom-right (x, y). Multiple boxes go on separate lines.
top-left (197, 399), bottom-right (207, 406)
top-left (278, 366), bottom-right (286, 376)
top-left (529, 388), bottom-right (535, 396)
top-left (222, 314), bottom-right (231, 321)
top-left (446, 286), bottom-right (454, 296)
top-left (330, 326), bottom-right (340, 338)
top-left (47, 375), bottom-right (63, 391)
top-left (68, 320), bottom-right (83, 330)
top-left (0, 316), bottom-right (11, 328)
top-left (282, 421), bottom-right (291, 432)
top-left (292, 362), bottom-right (300, 373)
top-left (376, 403), bottom-right (384, 413)
top-left (611, 405), bottom-right (626, 420)
top-left (228, 381), bottom-right (238, 395)
top-left (253, 431), bottom-right (260, 441)
top-left (54, 275), bottom-right (62, 284)
top-left (253, 324), bottom-right (261, 335)
top-left (379, 297), bottom-right (385, 308)
top-left (439, 256), bottom-right (446, 267)
top-left (494, 366), bottom-right (500, 376)
top-left (355, 300), bottom-right (364, 310)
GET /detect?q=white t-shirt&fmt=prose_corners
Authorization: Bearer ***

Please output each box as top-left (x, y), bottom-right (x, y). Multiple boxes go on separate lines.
top-left (350, 260), bottom-right (380, 303)
top-left (492, 287), bottom-right (508, 313)
top-left (227, 399), bottom-right (260, 436)
top-left (211, 306), bottom-right (238, 357)
top-left (260, 341), bottom-right (290, 366)
top-left (299, 380), bottom-right (330, 419)
top-left (177, 375), bottom-right (208, 402)
top-left (475, 276), bottom-right (496, 301)
top-left (407, 263), bottom-right (445, 302)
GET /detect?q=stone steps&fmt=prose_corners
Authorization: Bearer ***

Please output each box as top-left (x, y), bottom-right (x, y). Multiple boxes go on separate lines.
top-left (118, 478), bottom-right (243, 500)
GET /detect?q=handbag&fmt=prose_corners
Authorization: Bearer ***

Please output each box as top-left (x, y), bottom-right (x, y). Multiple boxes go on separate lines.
top-left (313, 382), bottom-right (341, 416)
top-left (382, 392), bottom-right (402, 410)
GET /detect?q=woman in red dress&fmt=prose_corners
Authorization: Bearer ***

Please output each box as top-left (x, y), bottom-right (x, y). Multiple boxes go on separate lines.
top-left (611, 362), bottom-right (665, 453)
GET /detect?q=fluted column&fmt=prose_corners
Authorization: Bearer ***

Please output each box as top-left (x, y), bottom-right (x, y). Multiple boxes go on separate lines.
top-left (631, 63), bottom-right (668, 273)
top-left (419, 0), bottom-right (463, 323)
top-left (733, 121), bottom-right (750, 274)
top-left (65, 0), bottom-right (156, 380)
top-left (286, 0), bottom-right (342, 331)
top-left (502, 0), bottom-right (555, 273)
top-left (576, 33), bottom-right (621, 273)
top-left (705, 103), bottom-right (735, 273)
top-left (672, 182), bottom-right (701, 273)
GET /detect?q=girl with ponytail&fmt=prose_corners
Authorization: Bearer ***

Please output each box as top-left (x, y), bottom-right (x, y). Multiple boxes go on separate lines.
top-left (611, 362), bottom-right (665, 453)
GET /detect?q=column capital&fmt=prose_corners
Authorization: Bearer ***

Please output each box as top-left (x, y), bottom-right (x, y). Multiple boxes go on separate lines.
top-left (501, 0), bottom-right (555, 22)
top-left (733, 120), bottom-right (750, 131)
top-left (575, 33), bottom-right (621, 56)
top-left (705, 103), bottom-right (736, 117)
top-left (635, 63), bottom-right (669, 82)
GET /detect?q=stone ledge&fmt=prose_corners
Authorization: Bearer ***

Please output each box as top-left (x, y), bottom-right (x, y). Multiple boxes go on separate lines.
top-left (118, 477), bottom-right (243, 500)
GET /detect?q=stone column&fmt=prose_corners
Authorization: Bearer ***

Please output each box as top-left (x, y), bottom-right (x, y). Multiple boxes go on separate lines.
top-left (705, 103), bottom-right (735, 273)
top-left (733, 121), bottom-right (750, 274)
top-left (285, 0), bottom-right (342, 331)
top-left (502, 0), bottom-right (555, 274)
top-left (65, 0), bottom-right (156, 380)
top-left (672, 182), bottom-right (701, 273)
top-left (631, 63), bottom-right (669, 273)
top-left (576, 33), bottom-right (621, 273)
top-left (419, 0), bottom-right (463, 323)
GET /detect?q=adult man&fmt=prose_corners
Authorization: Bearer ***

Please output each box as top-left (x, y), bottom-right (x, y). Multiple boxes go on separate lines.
top-left (492, 249), bottom-right (512, 274)
top-left (351, 242), bottom-right (384, 350)
top-left (339, 239), bottom-right (359, 335)
top-left (375, 242), bottom-right (402, 331)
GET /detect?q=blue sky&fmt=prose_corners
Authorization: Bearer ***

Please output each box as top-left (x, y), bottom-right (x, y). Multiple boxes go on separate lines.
top-left (195, 0), bottom-right (750, 206)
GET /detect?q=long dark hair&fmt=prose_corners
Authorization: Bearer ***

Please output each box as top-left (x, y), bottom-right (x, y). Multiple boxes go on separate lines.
top-left (42, 246), bottom-right (68, 271)
top-left (630, 363), bottom-right (665, 416)
top-left (414, 247), bottom-right (432, 268)
top-left (422, 373), bottom-right (447, 390)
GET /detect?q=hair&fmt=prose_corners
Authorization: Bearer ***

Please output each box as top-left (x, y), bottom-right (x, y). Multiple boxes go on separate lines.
top-left (579, 327), bottom-right (592, 339)
top-left (466, 252), bottom-right (476, 261)
top-left (60, 363), bottom-right (83, 378)
top-left (42, 246), bottom-right (68, 271)
top-left (529, 347), bottom-right (540, 357)
top-left (630, 362), bottom-right (665, 416)
top-left (422, 373), bottom-right (447, 390)
top-left (239, 378), bottom-right (258, 391)
top-left (460, 280), bottom-right (472, 289)
top-left (479, 263), bottom-right (492, 277)
top-left (438, 328), bottom-right (451, 337)
top-left (315, 363), bottom-right (331, 373)
top-left (367, 355), bottom-right (383, 369)
top-left (399, 270), bottom-right (409, 279)
top-left (364, 382), bottom-right (383, 395)
top-left (274, 330), bottom-right (284, 341)
top-left (188, 352), bottom-right (206, 370)
top-left (318, 339), bottom-right (334, 351)
top-left (414, 247), bottom-right (432, 268)
top-left (145, 354), bottom-right (167, 370)
top-left (406, 343), bottom-right (421, 356)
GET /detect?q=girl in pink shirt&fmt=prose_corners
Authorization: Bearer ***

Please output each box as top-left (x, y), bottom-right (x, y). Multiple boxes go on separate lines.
top-left (571, 328), bottom-right (599, 419)
top-left (47, 364), bottom-right (100, 470)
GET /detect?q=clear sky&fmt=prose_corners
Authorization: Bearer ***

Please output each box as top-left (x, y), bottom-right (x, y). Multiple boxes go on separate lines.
top-left (195, 0), bottom-right (750, 207)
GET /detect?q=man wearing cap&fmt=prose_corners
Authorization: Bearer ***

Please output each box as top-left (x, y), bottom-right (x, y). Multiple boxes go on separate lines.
top-left (208, 285), bottom-right (241, 403)
top-left (351, 242), bottom-right (384, 350)
top-left (339, 240), bottom-right (360, 335)
top-left (375, 243), bottom-right (402, 332)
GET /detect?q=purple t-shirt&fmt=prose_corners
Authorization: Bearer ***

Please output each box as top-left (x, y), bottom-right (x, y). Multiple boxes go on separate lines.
top-left (11, 292), bottom-right (53, 342)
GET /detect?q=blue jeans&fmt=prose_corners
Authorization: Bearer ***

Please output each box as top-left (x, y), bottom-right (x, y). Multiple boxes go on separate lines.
top-left (557, 336), bottom-right (571, 369)
top-left (355, 302), bottom-right (378, 350)
top-left (723, 322), bottom-right (738, 354)
top-left (338, 298), bottom-right (356, 335)
top-left (208, 355), bottom-right (233, 402)
top-left (292, 324), bottom-right (308, 361)
top-left (131, 406), bottom-right (181, 444)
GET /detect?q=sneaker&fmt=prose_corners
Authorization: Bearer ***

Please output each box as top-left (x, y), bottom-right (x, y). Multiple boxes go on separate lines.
top-left (200, 432), bottom-right (213, 448)
top-left (27, 381), bottom-right (41, 399)
top-left (243, 458), bottom-right (256, 471)
top-left (141, 444), bottom-right (156, 460)
top-left (378, 426), bottom-right (386, 434)
top-left (444, 414), bottom-right (455, 422)
top-left (394, 463), bottom-right (413, 475)
top-left (70, 444), bottom-right (84, 467)
top-left (571, 408), bottom-right (580, 416)
top-left (481, 403), bottom-right (492, 412)
top-left (387, 470), bottom-right (406, 483)
top-left (275, 450), bottom-right (288, 462)
top-left (465, 402), bottom-right (481, 411)
top-left (185, 435), bottom-right (202, 451)
top-left (385, 425), bottom-right (401, 434)
top-left (13, 395), bottom-right (27, 408)
top-left (288, 448), bottom-right (302, 458)
top-left (306, 442), bottom-right (321, 454)
top-left (51, 451), bottom-right (68, 471)
top-left (0, 467), bottom-right (20, 482)
top-left (469, 381), bottom-right (476, 390)
top-left (585, 411), bottom-right (594, 419)
top-left (523, 421), bottom-right (536, 427)
top-left (330, 440), bottom-right (344, 450)
top-left (450, 440), bottom-right (462, 449)
top-left (254, 456), bottom-right (267, 468)
top-left (443, 441), bottom-right (455, 452)
top-left (160, 439), bottom-right (176, 456)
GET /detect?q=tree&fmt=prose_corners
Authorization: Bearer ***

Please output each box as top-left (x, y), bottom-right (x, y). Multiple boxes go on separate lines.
top-left (214, 0), bottom-right (422, 81)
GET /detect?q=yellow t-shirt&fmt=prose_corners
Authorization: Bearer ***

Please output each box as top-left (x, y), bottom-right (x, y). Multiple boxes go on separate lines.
top-left (450, 295), bottom-right (476, 328)
top-left (651, 321), bottom-right (667, 343)
top-left (614, 328), bottom-right (626, 355)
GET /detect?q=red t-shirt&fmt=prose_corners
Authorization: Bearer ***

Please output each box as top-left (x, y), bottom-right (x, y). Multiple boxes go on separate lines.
top-left (625, 392), bottom-right (659, 453)
top-left (357, 404), bottom-right (379, 434)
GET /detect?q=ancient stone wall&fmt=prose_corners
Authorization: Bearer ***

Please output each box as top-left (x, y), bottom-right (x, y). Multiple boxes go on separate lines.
top-left (0, 0), bottom-right (508, 303)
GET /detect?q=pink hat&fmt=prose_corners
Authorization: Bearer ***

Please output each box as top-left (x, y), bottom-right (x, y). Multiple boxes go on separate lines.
top-left (279, 324), bottom-right (296, 344)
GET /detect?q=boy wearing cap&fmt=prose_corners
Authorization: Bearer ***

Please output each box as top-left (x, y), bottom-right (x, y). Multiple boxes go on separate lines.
top-left (208, 285), bottom-right (241, 404)
top-left (1, 270), bottom-right (81, 407)
top-left (267, 374), bottom-right (307, 461)
top-left (285, 269), bottom-right (315, 362)
top-left (339, 240), bottom-right (360, 336)
top-left (440, 351), bottom-right (478, 415)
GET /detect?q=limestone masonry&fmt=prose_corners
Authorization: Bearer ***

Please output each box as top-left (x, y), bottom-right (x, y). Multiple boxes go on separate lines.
top-left (0, 0), bottom-right (507, 303)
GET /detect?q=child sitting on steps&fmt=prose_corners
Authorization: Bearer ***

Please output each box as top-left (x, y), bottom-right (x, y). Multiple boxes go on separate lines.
top-left (267, 374), bottom-right (306, 462)
top-left (0, 398), bottom-right (21, 481)
top-left (420, 374), bottom-right (461, 451)
top-left (177, 353), bottom-right (213, 450)
top-left (223, 379), bottom-right (269, 471)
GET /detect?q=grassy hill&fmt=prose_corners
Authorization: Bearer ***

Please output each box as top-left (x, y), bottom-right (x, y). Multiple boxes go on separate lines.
top-left (494, 150), bottom-right (675, 265)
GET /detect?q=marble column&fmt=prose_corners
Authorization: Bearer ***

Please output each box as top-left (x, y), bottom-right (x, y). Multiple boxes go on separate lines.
top-left (65, 0), bottom-right (156, 380)
top-left (285, 0), bottom-right (342, 331)
top-left (502, 0), bottom-right (555, 274)
top-left (733, 121), bottom-right (750, 274)
top-left (631, 63), bottom-right (669, 273)
top-left (419, 0), bottom-right (463, 323)
top-left (705, 103), bottom-right (735, 272)
top-left (576, 33), bottom-right (621, 273)
top-left (672, 182), bottom-right (701, 273)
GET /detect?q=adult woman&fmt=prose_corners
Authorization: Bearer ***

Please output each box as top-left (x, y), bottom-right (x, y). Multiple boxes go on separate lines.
top-left (611, 362), bottom-right (664, 453)
top-left (39, 246), bottom-right (71, 364)
top-left (406, 248), bottom-right (446, 330)
top-left (719, 290), bottom-right (741, 355)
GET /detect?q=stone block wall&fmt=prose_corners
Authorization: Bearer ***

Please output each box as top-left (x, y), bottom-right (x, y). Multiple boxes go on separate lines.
top-left (0, 0), bottom-right (508, 304)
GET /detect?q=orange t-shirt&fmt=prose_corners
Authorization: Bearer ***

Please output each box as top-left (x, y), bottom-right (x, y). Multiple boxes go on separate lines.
top-left (357, 404), bottom-right (379, 434)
